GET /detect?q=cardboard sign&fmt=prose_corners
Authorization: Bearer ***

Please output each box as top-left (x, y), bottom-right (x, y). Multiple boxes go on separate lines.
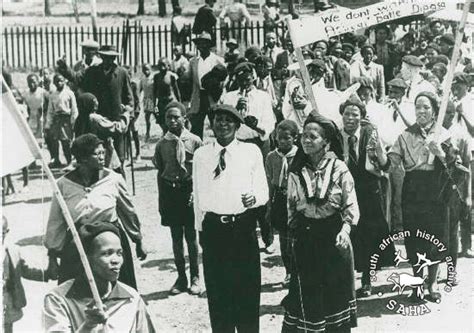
top-left (288, 0), bottom-right (456, 47)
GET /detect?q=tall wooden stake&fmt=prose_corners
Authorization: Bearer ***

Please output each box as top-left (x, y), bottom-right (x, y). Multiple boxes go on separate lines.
top-left (286, 18), bottom-right (320, 116)
top-left (2, 76), bottom-right (106, 315)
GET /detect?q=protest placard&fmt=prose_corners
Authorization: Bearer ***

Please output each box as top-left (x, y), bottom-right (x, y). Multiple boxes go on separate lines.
top-left (288, 0), bottom-right (458, 47)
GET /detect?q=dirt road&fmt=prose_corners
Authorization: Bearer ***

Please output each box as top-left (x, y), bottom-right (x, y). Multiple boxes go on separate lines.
top-left (2, 113), bottom-right (473, 332)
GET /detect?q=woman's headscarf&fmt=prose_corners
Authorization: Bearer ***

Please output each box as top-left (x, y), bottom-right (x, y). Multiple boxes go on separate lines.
top-left (289, 113), bottom-right (344, 174)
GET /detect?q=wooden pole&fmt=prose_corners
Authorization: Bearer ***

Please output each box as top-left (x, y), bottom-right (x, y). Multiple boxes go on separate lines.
top-left (286, 18), bottom-right (320, 116)
top-left (90, 0), bottom-right (98, 40)
top-left (1, 76), bottom-right (106, 314)
top-left (433, 0), bottom-right (473, 141)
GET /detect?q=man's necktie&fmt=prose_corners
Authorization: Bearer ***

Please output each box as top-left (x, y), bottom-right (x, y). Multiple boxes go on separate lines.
top-left (393, 109), bottom-right (398, 122)
top-left (348, 135), bottom-right (358, 173)
top-left (214, 148), bottom-right (226, 179)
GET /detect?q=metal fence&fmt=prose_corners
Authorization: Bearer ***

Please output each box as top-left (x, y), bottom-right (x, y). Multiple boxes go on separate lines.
top-left (1, 20), bottom-right (287, 70)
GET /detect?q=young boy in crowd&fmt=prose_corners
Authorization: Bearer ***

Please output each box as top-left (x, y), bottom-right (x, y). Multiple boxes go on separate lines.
top-left (139, 64), bottom-right (156, 141)
top-left (3, 216), bottom-right (49, 333)
top-left (152, 102), bottom-right (202, 295)
top-left (153, 58), bottom-right (181, 132)
top-left (45, 74), bottom-right (78, 168)
top-left (23, 74), bottom-right (46, 140)
top-left (265, 120), bottom-right (298, 286)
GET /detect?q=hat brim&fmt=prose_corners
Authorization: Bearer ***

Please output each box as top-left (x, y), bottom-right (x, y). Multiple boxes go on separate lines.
top-left (211, 108), bottom-right (244, 124)
top-left (98, 51), bottom-right (121, 56)
top-left (192, 37), bottom-right (213, 43)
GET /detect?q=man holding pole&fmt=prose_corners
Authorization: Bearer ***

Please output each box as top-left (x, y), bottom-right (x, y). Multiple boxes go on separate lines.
top-left (43, 221), bottom-right (156, 332)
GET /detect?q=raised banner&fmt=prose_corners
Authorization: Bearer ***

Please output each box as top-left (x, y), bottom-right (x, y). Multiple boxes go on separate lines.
top-left (288, 0), bottom-right (456, 47)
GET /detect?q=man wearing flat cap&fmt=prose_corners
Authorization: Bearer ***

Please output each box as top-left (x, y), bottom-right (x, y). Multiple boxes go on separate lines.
top-left (193, 104), bottom-right (268, 333)
top-left (186, 31), bottom-right (224, 139)
top-left (43, 221), bottom-right (156, 332)
top-left (439, 33), bottom-right (455, 58)
top-left (377, 77), bottom-right (415, 233)
top-left (79, 45), bottom-right (134, 173)
top-left (398, 54), bottom-right (436, 103)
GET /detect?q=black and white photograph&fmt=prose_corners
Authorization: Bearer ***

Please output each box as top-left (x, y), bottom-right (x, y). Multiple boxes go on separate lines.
top-left (1, 0), bottom-right (473, 331)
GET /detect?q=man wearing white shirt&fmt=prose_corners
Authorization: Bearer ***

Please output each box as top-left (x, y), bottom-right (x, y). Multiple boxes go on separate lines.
top-left (399, 55), bottom-right (436, 103)
top-left (220, 62), bottom-right (276, 158)
top-left (282, 59), bottom-right (343, 130)
top-left (187, 32), bottom-right (225, 138)
top-left (193, 104), bottom-right (268, 333)
top-left (261, 32), bottom-right (283, 65)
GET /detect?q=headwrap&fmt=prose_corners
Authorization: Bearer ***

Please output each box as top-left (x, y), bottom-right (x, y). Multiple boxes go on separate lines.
top-left (289, 113), bottom-right (343, 175)
top-left (79, 221), bottom-right (120, 254)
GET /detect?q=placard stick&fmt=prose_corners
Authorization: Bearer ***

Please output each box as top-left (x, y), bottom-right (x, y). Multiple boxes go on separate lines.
top-left (433, 0), bottom-right (472, 142)
top-left (1, 77), bottom-right (105, 314)
top-left (286, 18), bottom-right (320, 116)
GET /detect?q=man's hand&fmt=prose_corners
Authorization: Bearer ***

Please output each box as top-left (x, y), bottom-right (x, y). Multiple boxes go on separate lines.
top-left (82, 303), bottom-right (108, 329)
top-left (188, 193), bottom-right (194, 207)
top-left (236, 97), bottom-right (248, 112)
top-left (241, 193), bottom-right (256, 208)
top-left (46, 257), bottom-right (59, 281)
top-left (135, 240), bottom-right (148, 261)
top-left (335, 225), bottom-right (351, 251)
top-left (428, 140), bottom-right (445, 158)
top-left (244, 115), bottom-right (258, 129)
top-left (56, 55), bottom-right (67, 68)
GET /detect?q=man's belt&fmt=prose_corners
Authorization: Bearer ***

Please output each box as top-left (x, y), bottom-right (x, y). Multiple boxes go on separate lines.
top-left (206, 210), bottom-right (253, 224)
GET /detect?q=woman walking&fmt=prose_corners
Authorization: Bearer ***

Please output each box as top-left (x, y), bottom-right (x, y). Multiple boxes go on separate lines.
top-left (282, 115), bottom-right (358, 333)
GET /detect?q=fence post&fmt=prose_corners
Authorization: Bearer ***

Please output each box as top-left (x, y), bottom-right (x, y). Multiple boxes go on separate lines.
top-left (158, 25), bottom-right (162, 59)
top-left (45, 27), bottom-right (50, 68)
top-left (164, 25), bottom-right (169, 59)
top-left (152, 25), bottom-right (156, 65)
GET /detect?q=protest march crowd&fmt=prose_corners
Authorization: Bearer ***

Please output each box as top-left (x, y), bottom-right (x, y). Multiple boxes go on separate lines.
top-left (2, 0), bottom-right (474, 332)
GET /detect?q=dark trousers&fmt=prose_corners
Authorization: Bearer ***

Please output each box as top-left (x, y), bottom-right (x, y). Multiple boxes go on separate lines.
top-left (200, 211), bottom-right (261, 333)
top-left (190, 90), bottom-right (210, 139)
top-left (460, 203), bottom-right (472, 252)
top-left (49, 139), bottom-right (72, 164)
top-left (170, 224), bottom-right (199, 279)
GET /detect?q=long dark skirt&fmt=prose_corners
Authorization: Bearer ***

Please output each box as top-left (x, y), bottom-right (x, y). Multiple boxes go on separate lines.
top-left (402, 171), bottom-right (448, 264)
top-left (282, 214), bottom-right (357, 332)
top-left (58, 221), bottom-right (137, 289)
top-left (352, 178), bottom-right (395, 272)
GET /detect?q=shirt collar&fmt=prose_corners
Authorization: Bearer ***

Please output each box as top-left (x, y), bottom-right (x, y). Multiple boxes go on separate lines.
top-left (214, 138), bottom-right (238, 154)
top-left (342, 126), bottom-right (361, 142)
top-left (198, 52), bottom-right (215, 62)
top-left (66, 277), bottom-right (133, 301)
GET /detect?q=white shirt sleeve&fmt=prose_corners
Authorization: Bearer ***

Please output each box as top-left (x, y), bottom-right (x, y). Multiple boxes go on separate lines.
top-left (251, 146), bottom-right (270, 207)
top-left (192, 149), bottom-right (205, 231)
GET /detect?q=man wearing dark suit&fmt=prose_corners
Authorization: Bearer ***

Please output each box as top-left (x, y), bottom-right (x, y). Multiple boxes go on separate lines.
top-left (186, 32), bottom-right (224, 138)
top-left (79, 45), bottom-right (134, 170)
top-left (192, 0), bottom-right (217, 42)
